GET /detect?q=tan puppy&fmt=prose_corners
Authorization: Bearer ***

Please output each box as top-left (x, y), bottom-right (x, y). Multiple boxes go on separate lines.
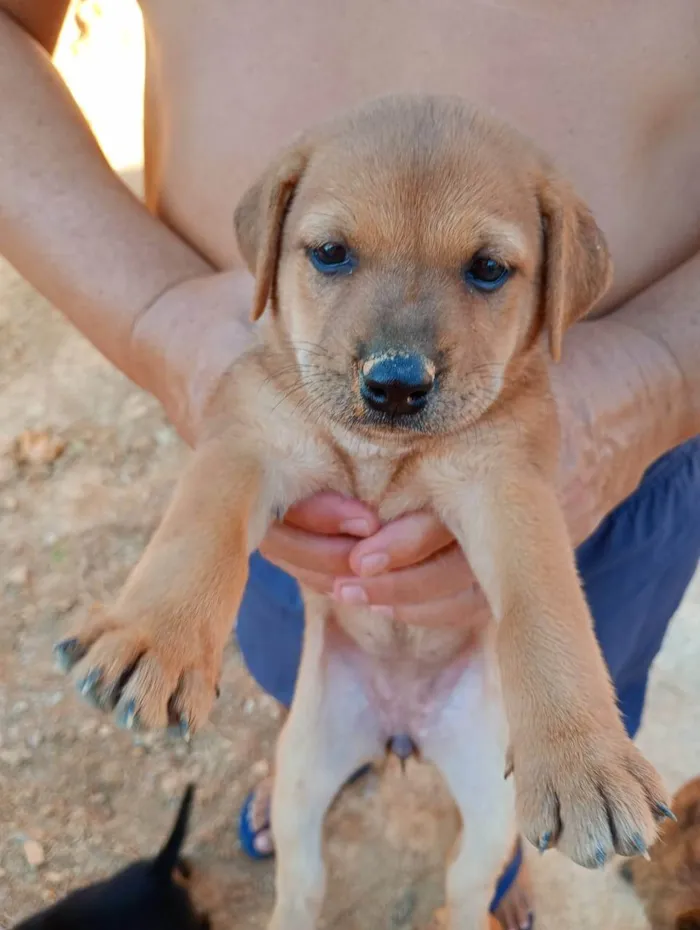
top-left (55, 96), bottom-right (670, 929)
top-left (621, 776), bottom-right (700, 930)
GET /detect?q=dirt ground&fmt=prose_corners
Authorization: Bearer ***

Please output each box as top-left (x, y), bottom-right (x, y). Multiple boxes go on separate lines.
top-left (1, 3), bottom-right (699, 928)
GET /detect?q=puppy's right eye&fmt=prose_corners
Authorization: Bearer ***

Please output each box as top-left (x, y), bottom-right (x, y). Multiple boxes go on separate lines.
top-left (308, 242), bottom-right (357, 275)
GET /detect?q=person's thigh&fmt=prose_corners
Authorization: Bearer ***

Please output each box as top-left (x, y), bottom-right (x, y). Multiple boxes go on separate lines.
top-left (236, 437), bottom-right (700, 722)
top-left (578, 436), bottom-right (700, 737)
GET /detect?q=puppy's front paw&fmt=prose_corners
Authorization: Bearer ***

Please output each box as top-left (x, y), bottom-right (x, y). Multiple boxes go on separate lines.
top-left (54, 606), bottom-right (220, 734)
top-left (514, 727), bottom-right (670, 868)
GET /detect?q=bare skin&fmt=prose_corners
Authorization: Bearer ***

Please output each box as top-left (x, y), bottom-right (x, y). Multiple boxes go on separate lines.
top-left (1, 2), bottom-right (700, 927)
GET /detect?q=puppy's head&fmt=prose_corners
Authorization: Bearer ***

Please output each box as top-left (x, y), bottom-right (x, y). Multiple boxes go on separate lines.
top-left (235, 96), bottom-right (611, 441)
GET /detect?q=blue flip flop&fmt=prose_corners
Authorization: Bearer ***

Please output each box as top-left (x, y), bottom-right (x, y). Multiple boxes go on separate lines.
top-left (238, 763), bottom-right (373, 861)
top-left (490, 840), bottom-right (532, 927)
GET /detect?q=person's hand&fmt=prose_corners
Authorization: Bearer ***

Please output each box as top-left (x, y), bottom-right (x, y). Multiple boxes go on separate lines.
top-left (260, 493), bottom-right (491, 629)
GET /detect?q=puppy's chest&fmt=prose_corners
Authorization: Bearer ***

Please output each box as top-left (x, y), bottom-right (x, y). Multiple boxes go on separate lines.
top-left (263, 413), bottom-right (428, 517)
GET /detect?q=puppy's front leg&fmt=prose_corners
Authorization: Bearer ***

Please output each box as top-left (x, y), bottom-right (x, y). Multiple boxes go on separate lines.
top-left (56, 434), bottom-right (268, 733)
top-left (427, 463), bottom-right (669, 869)
top-left (269, 598), bottom-right (382, 930)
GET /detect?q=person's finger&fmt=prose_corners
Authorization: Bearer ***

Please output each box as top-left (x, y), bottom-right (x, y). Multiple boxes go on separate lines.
top-left (260, 522), bottom-right (355, 577)
top-left (392, 589), bottom-right (492, 629)
top-left (283, 492), bottom-right (380, 537)
top-left (348, 510), bottom-right (454, 576)
top-left (334, 543), bottom-right (476, 607)
top-left (267, 557), bottom-right (334, 595)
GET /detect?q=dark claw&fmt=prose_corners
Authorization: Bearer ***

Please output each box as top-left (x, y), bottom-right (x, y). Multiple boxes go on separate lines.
top-left (538, 831), bottom-right (552, 854)
top-left (215, 684), bottom-right (221, 699)
top-left (117, 699), bottom-right (139, 731)
top-left (53, 637), bottom-right (86, 672)
top-left (631, 833), bottom-right (647, 855)
top-left (77, 668), bottom-right (103, 706)
top-left (179, 715), bottom-right (191, 743)
top-left (618, 861), bottom-right (635, 884)
top-left (654, 802), bottom-right (677, 823)
top-left (595, 845), bottom-right (608, 868)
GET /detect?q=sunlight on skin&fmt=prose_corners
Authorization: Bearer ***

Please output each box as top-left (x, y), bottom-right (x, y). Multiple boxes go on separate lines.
top-left (53, 0), bottom-right (145, 178)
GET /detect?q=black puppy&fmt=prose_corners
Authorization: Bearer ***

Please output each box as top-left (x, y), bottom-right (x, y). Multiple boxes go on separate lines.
top-left (14, 784), bottom-right (210, 929)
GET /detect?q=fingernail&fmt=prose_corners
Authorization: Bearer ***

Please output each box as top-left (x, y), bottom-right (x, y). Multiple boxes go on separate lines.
top-left (538, 831), bottom-right (552, 853)
top-left (340, 519), bottom-right (372, 537)
top-left (179, 715), bottom-right (191, 743)
top-left (371, 606), bottom-right (395, 619)
top-left (631, 833), bottom-right (647, 854)
top-left (595, 845), bottom-right (608, 867)
top-left (358, 553), bottom-right (389, 576)
top-left (337, 584), bottom-right (369, 605)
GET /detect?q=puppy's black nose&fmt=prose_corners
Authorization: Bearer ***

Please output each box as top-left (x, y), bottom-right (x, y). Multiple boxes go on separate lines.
top-left (360, 353), bottom-right (434, 416)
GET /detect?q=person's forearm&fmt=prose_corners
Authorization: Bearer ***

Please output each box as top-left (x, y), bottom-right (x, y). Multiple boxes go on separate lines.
top-left (552, 252), bottom-right (700, 543)
top-left (0, 11), bottom-right (212, 392)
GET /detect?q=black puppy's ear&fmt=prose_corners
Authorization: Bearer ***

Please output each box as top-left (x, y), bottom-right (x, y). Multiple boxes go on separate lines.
top-left (677, 908), bottom-right (700, 930)
top-left (537, 169), bottom-right (613, 362)
top-left (234, 142), bottom-right (311, 322)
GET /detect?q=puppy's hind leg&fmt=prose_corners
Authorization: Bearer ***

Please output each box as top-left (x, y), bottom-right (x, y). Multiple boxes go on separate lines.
top-left (422, 640), bottom-right (516, 930)
top-left (268, 606), bottom-right (382, 930)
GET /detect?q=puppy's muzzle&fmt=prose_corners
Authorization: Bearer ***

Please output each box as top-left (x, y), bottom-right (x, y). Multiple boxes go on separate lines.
top-left (359, 352), bottom-right (435, 417)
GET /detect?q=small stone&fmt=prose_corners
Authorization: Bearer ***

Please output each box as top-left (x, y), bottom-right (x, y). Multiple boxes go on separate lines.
top-left (14, 429), bottom-right (65, 466)
top-left (23, 839), bottom-right (45, 867)
top-left (155, 426), bottom-right (177, 447)
top-left (26, 732), bottom-right (43, 750)
top-left (45, 871), bottom-right (63, 884)
top-left (98, 724), bottom-right (112, 738)
top-left (250, 758), bottom-right (270, 780)
top-left (243, 697), bottom-right (256, 715)
top-left (427, 907), bottom-right (448, 930)
top-left (6, 565), bottom-right (29, 588)
top-left (0, 748), bottom-right (31, 767)
top-left (259, 695), bottom-right (282, 720)
top-left (0, 493), bottom-right (19, 511)
top-left (0, 457), bottom-right (16, 483)
top-left (160, 772), bottom-right (181, 797)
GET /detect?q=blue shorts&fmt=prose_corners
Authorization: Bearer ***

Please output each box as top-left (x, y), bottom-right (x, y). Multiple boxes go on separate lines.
top-left (237, 437), bottom-right (700, 739)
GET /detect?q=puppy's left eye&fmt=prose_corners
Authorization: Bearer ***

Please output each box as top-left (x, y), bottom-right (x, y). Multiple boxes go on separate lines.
top-left (463, 253), bottom-right (510, 292)
top-left (308, 242), bottom-right (357, 275)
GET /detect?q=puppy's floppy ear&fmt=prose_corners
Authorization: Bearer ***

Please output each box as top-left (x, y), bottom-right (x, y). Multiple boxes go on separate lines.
top-left (676, 909), bottom-right (700, 930)
top-left (538, 170), bottom-right (613, 362)
top-left (234, 144), bottom-right (310, 321)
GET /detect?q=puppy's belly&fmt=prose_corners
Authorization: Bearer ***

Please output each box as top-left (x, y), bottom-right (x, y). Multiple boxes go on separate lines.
top-left (326, 604), bottom-right (494, 743)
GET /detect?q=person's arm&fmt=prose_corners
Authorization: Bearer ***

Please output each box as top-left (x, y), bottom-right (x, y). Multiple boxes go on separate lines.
top-left (0, 3), bottom-right (253, 443)
top-left (551, 250), bottom-right (700, 543)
